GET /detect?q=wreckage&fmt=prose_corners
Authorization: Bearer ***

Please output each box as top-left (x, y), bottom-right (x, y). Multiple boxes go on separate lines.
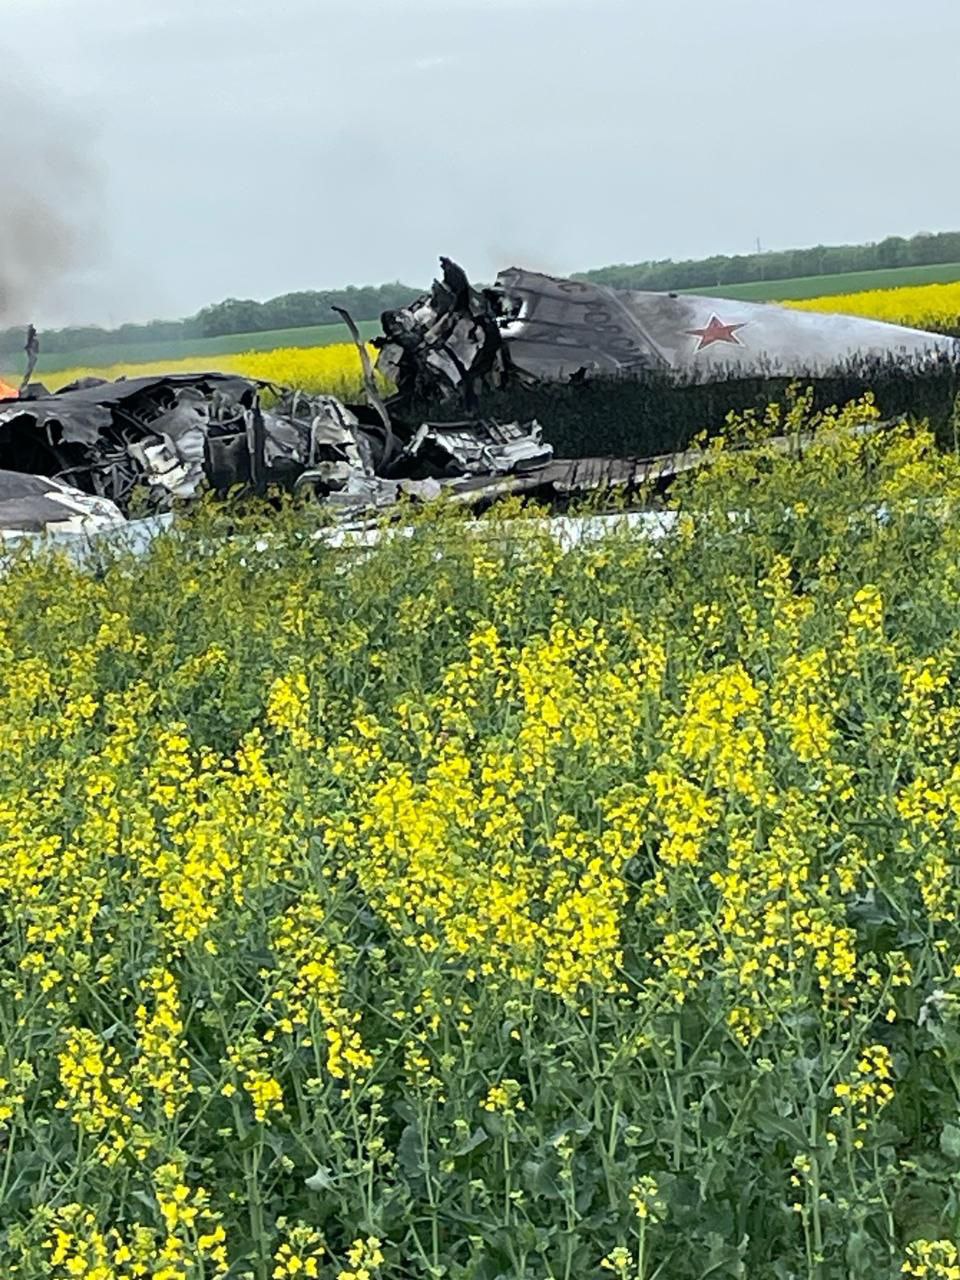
top-left (375, 260), bottom-right (959, 399)
top-left (0, 367), bottom-right (557, 534)
top-left (1, 257), bottom-right (957, 536)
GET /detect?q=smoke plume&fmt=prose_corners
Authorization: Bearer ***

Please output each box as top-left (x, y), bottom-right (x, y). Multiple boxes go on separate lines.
top-left (0, 81), bottom-right (101, 328)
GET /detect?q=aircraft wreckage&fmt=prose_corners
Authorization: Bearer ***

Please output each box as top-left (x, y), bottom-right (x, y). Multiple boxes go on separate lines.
top-left (0, 258), bottom-right (956, 536)
top-left (376, 258), bottom-right (958, 395)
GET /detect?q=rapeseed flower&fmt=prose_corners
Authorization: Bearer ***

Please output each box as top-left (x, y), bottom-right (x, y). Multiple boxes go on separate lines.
top-left (4, 394), bottom-right (960, 1276)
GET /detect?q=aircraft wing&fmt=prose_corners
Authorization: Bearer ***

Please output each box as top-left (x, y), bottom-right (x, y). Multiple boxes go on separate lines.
top-left (496, 268), bottom-right (958, 383)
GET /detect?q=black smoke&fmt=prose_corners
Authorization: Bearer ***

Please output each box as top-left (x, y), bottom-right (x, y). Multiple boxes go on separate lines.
top-left (0, 82), bottom-right (101, 327)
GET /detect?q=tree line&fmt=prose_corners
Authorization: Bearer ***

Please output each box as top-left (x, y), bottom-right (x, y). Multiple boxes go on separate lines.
top-left (575, 230), bottom-right (960, 292)
top-left (0, 282), bottom-right (421, 358)
top-left (4, 231), bottom-right (960, 358)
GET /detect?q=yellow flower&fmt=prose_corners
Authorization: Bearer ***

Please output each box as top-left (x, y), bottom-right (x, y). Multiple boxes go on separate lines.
top-left (902, 1238), bottom-right (960, 1279)
top-left (630, 1176), bottom-right (665, 1224)
top-left (273, 1223), bottom-right (326, 1279)
top-left (337, 1236), bottom-right (385, 1280)
top-left (482, 1078), bottom-right (526, 1116)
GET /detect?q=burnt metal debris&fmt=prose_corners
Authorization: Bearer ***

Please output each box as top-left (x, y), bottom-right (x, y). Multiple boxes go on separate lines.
top-left (0, 364), bottom-right (555, 534)
top-left (1, 255), bottom-right (956, 537)
top-left (0, 469), bottom-right (126, 535)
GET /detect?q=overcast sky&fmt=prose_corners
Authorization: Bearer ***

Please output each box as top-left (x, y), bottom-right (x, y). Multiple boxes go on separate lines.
top-left (3, 0), bottom-right (959, 327)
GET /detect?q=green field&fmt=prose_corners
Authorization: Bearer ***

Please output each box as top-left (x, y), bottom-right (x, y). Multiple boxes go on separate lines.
top-left (680, 261), bottom-right (960, 301)
top-left (9, 319), bottom-right (382, 378)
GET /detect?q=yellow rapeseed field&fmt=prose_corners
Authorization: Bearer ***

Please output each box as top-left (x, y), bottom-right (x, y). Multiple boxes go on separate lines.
top-left (4, 390), bottom-right (960, 1276)
top-left (788, 280), bottom-right (960, 332)
top-left (6, 342), bottom-right (372, 397)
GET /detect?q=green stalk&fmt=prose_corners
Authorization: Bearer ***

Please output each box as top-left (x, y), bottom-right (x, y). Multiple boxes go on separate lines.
top-left (673, 1013), bottom-right (684, 1172)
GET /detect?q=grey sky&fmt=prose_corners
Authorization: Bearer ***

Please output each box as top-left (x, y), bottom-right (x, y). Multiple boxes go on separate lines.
top-left (4, 0), bottom-right (959, 327)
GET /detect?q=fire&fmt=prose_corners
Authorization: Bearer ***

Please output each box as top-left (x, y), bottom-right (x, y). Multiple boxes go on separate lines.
top-left (0, 378), bottom-right (17, 400)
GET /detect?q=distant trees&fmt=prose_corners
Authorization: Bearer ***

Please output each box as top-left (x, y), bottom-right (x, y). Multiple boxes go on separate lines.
top-left (0, 282), bottom-right (421, 358)
top-left (576, 231), bottom-right (960, 292)
top-left (193, 283), bottom-right (420, 338)
top-left (0, 315), bottom-right (206, 358)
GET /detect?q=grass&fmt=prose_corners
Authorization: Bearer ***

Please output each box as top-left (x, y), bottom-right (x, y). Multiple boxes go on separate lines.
top-left (680, 261), bottom-right (960, 301)
top-left (5, 391), bottom-right (960, 1276)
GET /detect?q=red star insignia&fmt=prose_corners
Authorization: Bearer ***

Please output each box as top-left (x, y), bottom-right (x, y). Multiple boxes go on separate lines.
top-left (685, 315), bottom-right (747, 351)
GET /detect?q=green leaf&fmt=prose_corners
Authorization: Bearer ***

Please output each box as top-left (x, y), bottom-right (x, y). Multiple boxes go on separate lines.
top-left (305, 1164), bottom-right (335, 1191)
top-left (397, 1120), bottom-right (425, 1178)
top-left (452, 1127), bottom-right (489, 1158)
top-left (940, 1122), bottom-right (960, 1160)
top-left (521, 1157), bottom-right (561, 1201)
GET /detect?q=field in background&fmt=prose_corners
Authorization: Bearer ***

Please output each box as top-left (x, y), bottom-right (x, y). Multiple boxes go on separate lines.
top-left (788, 279), bottom-right (960, 334)
top-left (680, 261), bottom-right (960, 301)
top-left (5, 263), bottom-right (960, 383)
top-left (0, 319), bottom-right (381, 379)
top-left (4, 343), bottom-right (374, 399)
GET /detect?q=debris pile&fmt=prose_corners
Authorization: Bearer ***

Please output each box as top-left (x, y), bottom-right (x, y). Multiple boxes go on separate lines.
top-left (0, 369), bottom-right (554, 534)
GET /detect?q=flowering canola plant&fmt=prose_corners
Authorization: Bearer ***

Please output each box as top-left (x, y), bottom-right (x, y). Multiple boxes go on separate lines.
top-left (5, 390), bottom-right (960, 1277)
top-left (4, 342), bottom-right (374, 397)
top-left (787, 280), bottom-right (960, 335)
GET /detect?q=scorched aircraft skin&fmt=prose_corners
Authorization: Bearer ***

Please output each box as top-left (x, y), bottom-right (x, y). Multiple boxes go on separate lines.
top-left (495, 269), bottom-right (958, 381)
top-left (376, 262), bottom-right (959, 398)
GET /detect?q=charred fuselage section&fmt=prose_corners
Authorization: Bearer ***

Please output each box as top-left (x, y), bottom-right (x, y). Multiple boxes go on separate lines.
top-left (0, 365), bottom-right (554, 533)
